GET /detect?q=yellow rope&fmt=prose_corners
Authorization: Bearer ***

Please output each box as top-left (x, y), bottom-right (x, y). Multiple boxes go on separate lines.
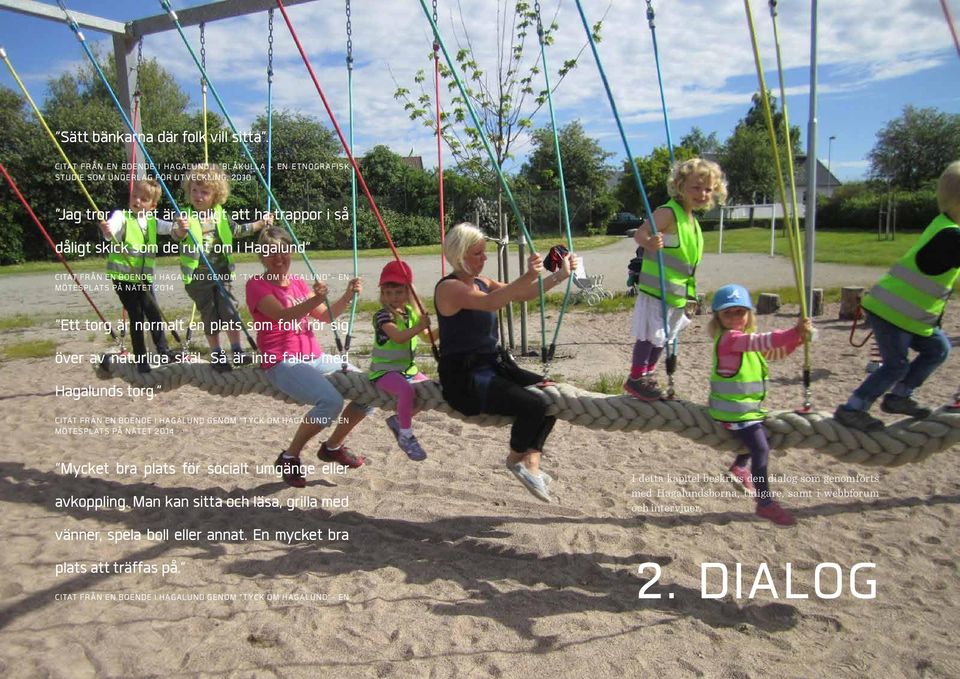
top-left (743, 0), bottom-right (812, 398)
top-left (743, 1), bottom-right (806, 314)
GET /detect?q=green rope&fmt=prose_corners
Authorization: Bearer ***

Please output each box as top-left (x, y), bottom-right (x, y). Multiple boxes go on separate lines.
top-left (534, 3), bottom-right (574, 364)
top-left (345, 0), bottom-right (359, 356)
top-left (417, 0), bottom-right (548, 366)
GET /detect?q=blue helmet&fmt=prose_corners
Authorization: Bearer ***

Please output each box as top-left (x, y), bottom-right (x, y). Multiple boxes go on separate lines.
top-left (711, 284), bottom-right (753, 311)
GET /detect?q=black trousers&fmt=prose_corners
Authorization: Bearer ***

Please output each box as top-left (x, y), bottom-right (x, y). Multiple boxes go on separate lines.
top-left (113, 280), bottom-right (169, 360)
top-left (440, 352), bottom-right (556, 453)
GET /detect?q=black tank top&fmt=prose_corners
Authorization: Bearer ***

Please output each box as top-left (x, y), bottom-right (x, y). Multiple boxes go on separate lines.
top-left (435, 273), bottom-right (498, 358)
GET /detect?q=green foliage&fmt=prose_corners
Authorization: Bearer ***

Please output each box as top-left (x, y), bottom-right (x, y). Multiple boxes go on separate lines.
top-left (310, 206), bottom-right (440, 250)
top-left (393, 1), bottom-right (598, 174)
top-left (868, 106), bottom-right (960, 190)
top-left (721, 92), bottom-right (801, 204)
top-left (248, 109), bottom-right (344, 220)
top-left (617, 145), bottom-right (696, 215)
top-left (817, 183), bottom-right (938, 232)
top-left (519, 121), bottom-right (616, 234)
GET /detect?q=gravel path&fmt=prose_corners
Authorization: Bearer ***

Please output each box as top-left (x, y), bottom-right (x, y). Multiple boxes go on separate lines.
top-left (0, 238), bottom-right (883, 318)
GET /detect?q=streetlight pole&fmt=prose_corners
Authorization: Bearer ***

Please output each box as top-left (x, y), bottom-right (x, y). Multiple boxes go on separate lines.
top-left (827, 135), bottom-right (836, 195)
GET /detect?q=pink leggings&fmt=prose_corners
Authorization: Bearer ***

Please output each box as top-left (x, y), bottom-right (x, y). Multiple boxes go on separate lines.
top-left (375, 371), bottom-right (428, 428)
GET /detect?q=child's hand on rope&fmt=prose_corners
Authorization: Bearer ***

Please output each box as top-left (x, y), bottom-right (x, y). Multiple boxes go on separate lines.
top-left (312, 279), bottom-right (329, 300)
top-left (173, 215), bottom-right (189, 238)
top-left (345, 277), bottom-right (363, 296)
top-left (797, 316), bottom-right (815, 342)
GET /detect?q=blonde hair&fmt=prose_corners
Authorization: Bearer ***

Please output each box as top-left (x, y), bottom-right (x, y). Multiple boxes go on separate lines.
top-left (444, 222), bottom-right (486, 274)
top-left (707, 309), bottom-right (757, 339)
top-left (668, 158), bottom-right (728, 209)
top-left (937, 160), bottom-right (960, 219)
top-left (132, 178), bottom-right (162, 205)
top-left (182, 162), bottom-right (230, 206)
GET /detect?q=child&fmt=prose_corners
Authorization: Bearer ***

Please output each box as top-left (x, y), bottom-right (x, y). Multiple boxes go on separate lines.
top-left (370, 260), bottom-right (432, 461)
top-left (834, 161), bottom-right (960, 431)
top-left (246, 227), bottom-right (371, 487)
top-left (99, 178), bottom-right (175, 373)
top-left (708, 284), bottom-right (813, 527)
top-left (624, 158), bottom-right (727, 400)
top-left (173, 163), bottom-right (271, 372)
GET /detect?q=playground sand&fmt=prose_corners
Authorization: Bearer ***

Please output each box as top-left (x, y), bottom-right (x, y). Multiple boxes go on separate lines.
top-left (0, 302), bottom-right (958, 677)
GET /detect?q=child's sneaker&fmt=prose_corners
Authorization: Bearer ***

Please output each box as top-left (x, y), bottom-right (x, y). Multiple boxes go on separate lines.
top-left (397, 433), bottom-right (427, 461)
top-left (318, 442), bottom-right (365, 468)
top-left (727, 464), bottom-right (755, 495)
top-left (210, 350), bottom-right (232, 373)
top-left (880, 394), bottom-right (932, 419)
top-left (756, 500), bottom-right (796, 526)
top-left (623, 376), bottom-right (662, 401)
top-left (274, 452), bottom-right (306, 488)
top-left (385, 415), bottom-right (401, 443)
top-left (833, 406), bottom-right (884, 432)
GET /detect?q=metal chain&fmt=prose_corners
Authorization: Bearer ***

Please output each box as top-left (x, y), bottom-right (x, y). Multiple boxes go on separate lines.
top-left (199, 22), bottom-right (207, 90)
top-left (534, 0), bottom-right (544, 41)
top-left (646, 0), bottom-right (655, 28)
top-left (345, 0), bottom-right (353, 69)
top-left (267, 9), bottom-right (274, 81)
top-left (432, 0), bottom-right (439, 51)
top-left (134, 38), bottom-right (143, 97)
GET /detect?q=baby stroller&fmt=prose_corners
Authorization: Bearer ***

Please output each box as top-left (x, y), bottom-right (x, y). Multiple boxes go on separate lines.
top-left (545, 245), bottom-right (613, 306)
top-left (626, 245), bottom-right (643, 296)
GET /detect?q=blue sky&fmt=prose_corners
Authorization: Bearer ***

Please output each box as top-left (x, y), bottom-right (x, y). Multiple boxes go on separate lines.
top-left (1, 0), bottom-right (958, 185)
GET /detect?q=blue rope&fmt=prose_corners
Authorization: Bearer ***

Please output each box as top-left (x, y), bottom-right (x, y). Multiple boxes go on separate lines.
top-left (573, 0), bottom-right (676, 394)
top-left (646, 0), bottom-right (675, 165)
top-left (266, 9), bottom-right (274, 212)
top-left (57, 1), bottom-right (257, 350)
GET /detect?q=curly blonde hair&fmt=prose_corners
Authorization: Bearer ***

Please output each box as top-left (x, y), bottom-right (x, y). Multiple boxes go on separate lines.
top-left (182, 162), bottom-right (230, 206)
top-left (937, 160), bottom-right (960, 220)
top-left (667, 158), bottom-right (728, 209)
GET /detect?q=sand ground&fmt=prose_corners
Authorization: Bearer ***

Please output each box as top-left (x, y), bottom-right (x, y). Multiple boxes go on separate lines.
top-left (0, 263), bottom-right (958, 678)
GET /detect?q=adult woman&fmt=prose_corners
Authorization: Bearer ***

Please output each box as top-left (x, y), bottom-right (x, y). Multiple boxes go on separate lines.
top-left (434, 223), bottom-right (575, 502)
top-left (245, 227), bottom-right (371, 487)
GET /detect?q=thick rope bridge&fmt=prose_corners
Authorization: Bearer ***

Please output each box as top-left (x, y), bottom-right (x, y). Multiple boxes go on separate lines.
top-left (96, 357), bottom-right (960, 466)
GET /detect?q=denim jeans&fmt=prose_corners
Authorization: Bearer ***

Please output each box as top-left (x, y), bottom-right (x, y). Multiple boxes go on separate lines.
top-left (266, 354), bottom-right (373, 425)
top-left (851, 312), bottom-right (950, 408)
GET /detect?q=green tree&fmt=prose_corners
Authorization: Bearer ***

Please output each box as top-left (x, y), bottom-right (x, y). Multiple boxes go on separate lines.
top-left (0, 86), bottom-right (35, 263)
top-left (249, 109), bottom-right (344, 241)
top-left (617, 145), bottom-right (696, 216)
top-left (720, 92), bottom-right (800, 205)
top-left (869, 106), bottom-right (960, 190)
top-left (519, 121), bottom-right (616, 234)
top-left (679, 127), bottom-right (721, 155)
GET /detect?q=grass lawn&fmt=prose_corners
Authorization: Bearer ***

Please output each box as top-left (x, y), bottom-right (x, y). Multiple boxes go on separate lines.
top-left (702, 227), bottom-right (917, 267)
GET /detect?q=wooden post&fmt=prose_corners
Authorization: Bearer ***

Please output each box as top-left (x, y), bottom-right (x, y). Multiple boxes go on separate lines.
top-left (839, 286), bottom-right (864, 320)
top-left (810, 288), bottom-right (824, 317)
top-left (756, 293), bottom-right (780, 315)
